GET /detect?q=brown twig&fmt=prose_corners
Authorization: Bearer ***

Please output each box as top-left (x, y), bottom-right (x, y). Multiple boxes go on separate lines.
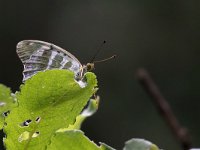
top-left (136, 68), bottom-right (191, 150)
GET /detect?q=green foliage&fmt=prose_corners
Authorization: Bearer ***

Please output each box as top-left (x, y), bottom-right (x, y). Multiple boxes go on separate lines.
top-left (66, 97), bottom-right (100, 130)
top-left (0, 84), bottom-right (17, 129)
top-left (48, 129), bottom-right (118, 150)
top-left (0, 69), bottom-right (167, 150)
top-left (48, 130), bottom-right (100, 150)
top-left (3, 70), bottom-right (97, 150)
top-left (48, 130), bottom-right (118, 150)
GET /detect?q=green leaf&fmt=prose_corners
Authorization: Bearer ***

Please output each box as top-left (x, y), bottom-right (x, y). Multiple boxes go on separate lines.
top-left (48, 130), bottom-right (100, 150)
top-left (123, 138), bottom-right (160, 150)
top-left (0, 84), bottom-right (17, 129)
top-left (48, 130), bottom-right (116, 150)
top-left (81, 96), bottom-right (99, 118)
top-left (64, 96), bottom-right (100, 130)
top-left (3, 70), bottom-right (97, 150)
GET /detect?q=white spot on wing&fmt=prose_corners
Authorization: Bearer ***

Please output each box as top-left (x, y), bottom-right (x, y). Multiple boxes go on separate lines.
top-left (34, 45), bottom-right (50, 57)
top-left (41, 45), bottom-right (50, 50)
top-left (46, 51), bottom-right (58, 69)
top-left (59, 56), bottom-right (69, 69)
top-left (35, 49), bottom-right (44, 56)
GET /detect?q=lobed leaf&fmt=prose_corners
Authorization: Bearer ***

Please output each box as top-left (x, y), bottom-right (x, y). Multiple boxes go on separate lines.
top-left (3, 70), bottom-right (97, 150)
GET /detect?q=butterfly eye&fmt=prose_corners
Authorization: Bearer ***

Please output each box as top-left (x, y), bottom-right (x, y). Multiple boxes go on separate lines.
top-left (87, 65), bottom-right (91, 70)
top-left (86, 63), bottom-right (94, 71)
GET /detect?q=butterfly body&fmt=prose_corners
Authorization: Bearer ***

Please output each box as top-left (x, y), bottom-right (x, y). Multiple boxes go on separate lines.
top-left (17, 40), bottom-right (91, 82)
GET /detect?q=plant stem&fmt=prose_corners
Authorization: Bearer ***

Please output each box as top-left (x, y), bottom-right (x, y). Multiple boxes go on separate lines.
top-left (136, 68), bottom-right (191, 150)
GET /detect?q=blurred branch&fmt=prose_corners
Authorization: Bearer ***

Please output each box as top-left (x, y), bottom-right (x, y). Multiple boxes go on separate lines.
top-left (136, 68), bottom-right (191, 150)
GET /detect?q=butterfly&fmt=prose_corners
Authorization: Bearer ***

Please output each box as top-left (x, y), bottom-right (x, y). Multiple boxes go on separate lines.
top-left (17, 40), bottom-right (94, 82)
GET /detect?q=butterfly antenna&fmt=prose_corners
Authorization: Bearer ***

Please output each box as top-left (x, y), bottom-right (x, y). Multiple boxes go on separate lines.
top-left (93, 55), bottom-right (116, 63)
top-left (90, 40), bottom-right (106, 63)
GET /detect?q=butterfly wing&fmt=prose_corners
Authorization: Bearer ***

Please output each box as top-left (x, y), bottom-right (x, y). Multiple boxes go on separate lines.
top-left (17, 40), bottom-right (82, 81)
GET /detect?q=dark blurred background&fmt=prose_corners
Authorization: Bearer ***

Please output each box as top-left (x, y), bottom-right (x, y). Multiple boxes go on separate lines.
top-left (0, 0), bottom-right (200, 149)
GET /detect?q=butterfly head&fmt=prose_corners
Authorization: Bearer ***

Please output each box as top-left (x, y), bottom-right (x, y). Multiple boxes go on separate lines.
top-left (85, 63), bottom-right (95, 71)
top-left (75, 63), bottom-right (94, 81)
